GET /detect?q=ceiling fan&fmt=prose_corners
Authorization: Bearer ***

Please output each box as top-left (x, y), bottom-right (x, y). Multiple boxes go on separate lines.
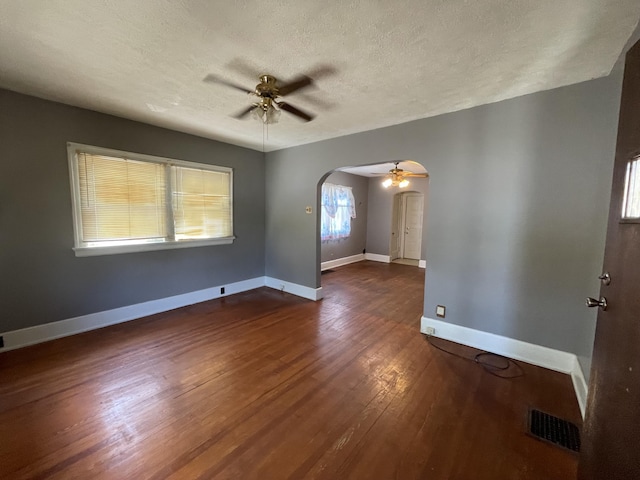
top-left (204, 72), bottom-right (318, 123)
top-left (379, 162), bottom-right (429, 188)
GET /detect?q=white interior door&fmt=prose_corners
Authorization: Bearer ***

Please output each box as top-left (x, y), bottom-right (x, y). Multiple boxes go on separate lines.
top-left (401, 193), bottom-right (423, 260)
top-left (389, 194), bottom-right (402, 260)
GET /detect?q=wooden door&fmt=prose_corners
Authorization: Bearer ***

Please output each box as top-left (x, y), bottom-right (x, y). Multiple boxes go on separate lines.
top-left (401, 193), bottom-right (423, 260)
top-left (578, 39), bottom-right (640, 480)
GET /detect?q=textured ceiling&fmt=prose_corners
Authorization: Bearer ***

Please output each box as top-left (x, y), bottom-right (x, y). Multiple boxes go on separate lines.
top-left (341, 161), bottom-right (427, 178)
top-left (1, 1), bottom-right (638, 152)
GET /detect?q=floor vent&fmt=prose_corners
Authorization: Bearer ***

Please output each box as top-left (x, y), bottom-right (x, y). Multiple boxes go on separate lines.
top-left (528, 409), bottom-right (580, 453)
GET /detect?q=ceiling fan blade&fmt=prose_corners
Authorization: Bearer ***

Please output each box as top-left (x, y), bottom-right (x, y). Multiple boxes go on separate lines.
top-left (278, 75), bottom-right (314, 96)
top-left (233, 105), bottom-right (259, 119)
top-left (305, 64), bottom-right (338, 80)
top-left (203, 74), bottom-right (253, 94)
top-left (277, 102), bottom-right (315, 122)
top-left (225, 58), bottom-right (262, 79)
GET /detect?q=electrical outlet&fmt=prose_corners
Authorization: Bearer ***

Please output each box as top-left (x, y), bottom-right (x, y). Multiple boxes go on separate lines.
top-left (221, 287), bottom-right (225, 295)
top-left (436, 305), bottom-right (446, 318)
top-left (425, 327), bottom-right (436, 336)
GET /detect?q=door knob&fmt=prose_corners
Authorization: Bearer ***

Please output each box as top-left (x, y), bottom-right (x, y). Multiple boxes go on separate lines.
top-left (586, 297), bottom-right (607, 311)
top-left (598, 272), bottom-right (611, 286)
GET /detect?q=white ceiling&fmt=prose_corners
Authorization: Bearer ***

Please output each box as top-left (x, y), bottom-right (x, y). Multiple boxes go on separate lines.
top-left (340, 161), bottom-right (427, 178)
top-left (1, 1), bottom-right (638, 152)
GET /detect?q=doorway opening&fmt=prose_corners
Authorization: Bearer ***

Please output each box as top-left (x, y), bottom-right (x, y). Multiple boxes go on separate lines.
top-left (390, 191), bottom-right (424, 267)
top-left (316, 160), bottom-right (429, 286)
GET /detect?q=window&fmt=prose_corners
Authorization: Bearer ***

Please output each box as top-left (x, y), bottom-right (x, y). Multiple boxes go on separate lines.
top-left (622, 156), bottom-right (640, 220)
top-left (321, 183), bottom-right (356, 241)
top-left (68, 143), bottom-right (233, 256)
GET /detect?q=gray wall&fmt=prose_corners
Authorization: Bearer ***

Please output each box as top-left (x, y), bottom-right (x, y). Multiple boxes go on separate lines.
top-left (265, 72), bottom-right (623, 379)
top-left (320, 171), bottom-right (368, 263)
top-left (0, 89), bottom-right (265, 332)
top-left (366, 177), bottom-right (429, 259)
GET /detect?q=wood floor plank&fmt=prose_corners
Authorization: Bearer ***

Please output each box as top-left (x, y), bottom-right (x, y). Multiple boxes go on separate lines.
top-left (0, 261), bottom-right (580, 479)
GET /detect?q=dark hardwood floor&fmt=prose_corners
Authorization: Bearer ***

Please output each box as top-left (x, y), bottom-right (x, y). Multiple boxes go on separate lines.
top-left (0, 261), bottom-right (580, 479)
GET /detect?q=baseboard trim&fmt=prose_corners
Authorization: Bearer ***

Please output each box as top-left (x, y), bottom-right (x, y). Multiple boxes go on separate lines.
top-left (571, 358), bottom-right (588, 418)
top-left (0, 276), bottom-right (324, 353)
top-left (421, 316), bottom-right (576, 373)
top-left (365, 253), bottom-right (390, 263)
top-left (321, 253), bottom-right (365, 271)
top-left (418, 260), bottom-right (426, 268)
top-left (421, 316), bottom-right (586, 418)
top-left (264, 277), bottom-right (323, 301)
top-left (0, 277), bottom-right (265, 353)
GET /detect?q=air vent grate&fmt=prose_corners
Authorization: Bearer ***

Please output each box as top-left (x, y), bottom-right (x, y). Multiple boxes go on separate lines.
top-left (528, 409), bottom-right (580, 453)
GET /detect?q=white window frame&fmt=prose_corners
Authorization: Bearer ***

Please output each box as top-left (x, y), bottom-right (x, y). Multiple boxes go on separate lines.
top-left (67, 142), bottom-right (234, 257)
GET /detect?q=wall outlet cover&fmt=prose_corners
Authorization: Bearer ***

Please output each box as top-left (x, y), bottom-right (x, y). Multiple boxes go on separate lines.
top-left (436, 305), bottom-right (446, 318)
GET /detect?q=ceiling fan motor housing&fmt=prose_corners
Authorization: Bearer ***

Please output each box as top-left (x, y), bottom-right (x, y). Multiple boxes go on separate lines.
top-left (256, 75), bottom-right (278, 98)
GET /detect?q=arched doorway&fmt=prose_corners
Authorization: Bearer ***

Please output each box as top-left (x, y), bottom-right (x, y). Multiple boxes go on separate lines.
top-left (317, 160), bottom-right (429, 275)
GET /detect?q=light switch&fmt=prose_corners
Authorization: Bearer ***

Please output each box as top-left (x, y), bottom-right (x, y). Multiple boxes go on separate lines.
top-left (305, 206), bottom-right (313, 214)
top-left (436, 305), bottom-right (446, 318)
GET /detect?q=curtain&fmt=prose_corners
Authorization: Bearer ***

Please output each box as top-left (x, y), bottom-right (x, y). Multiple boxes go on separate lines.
top-left (321, 183), bottom-right (356, 240)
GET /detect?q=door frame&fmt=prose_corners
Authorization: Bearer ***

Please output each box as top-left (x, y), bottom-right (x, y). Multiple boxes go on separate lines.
top-left (390, 191), bottom-right (424, 261)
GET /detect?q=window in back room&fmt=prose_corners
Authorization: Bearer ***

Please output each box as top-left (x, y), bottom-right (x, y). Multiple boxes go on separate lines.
top-left (321, 183), bottom-right (356, 241)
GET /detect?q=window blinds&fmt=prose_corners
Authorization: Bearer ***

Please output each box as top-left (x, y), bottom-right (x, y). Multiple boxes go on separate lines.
top-left (75, 153), bottom-right (232, 245)
top-left (77, 153), bottom-right (167, 242)
top-left (172, 166), bottom-right (232, 239)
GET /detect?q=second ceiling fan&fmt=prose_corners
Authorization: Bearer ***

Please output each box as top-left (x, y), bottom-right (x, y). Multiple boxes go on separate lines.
top-left (379, 162), bottom-right (429, 188)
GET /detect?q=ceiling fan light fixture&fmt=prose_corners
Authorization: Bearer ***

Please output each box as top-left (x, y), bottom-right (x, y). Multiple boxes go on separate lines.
top-left (399, 179), bottom-right (410, 188)
top-left (252, 104), bottom-right (281, 124)
top-left (382, 178), bottom-right (393, 188)
top-left (264, 106), bottom-right (281, 124)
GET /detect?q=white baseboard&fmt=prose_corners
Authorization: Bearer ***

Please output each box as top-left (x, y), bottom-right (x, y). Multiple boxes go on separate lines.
top-left (321, 253), bottom-right (365, 271)
top-left (571, 358), bottom-right (588, 418)
top-left (0, 277), bottom-right (264, 353)
top-left (418, 260), bottom-right (426, 268)
top-left (421, 316), bottom-right (575, 373)
top-left (421, 316), bottom-right (586, 417)
top-left (365, 253), bottom-right (390, 263)
top-left (0, 276), bottom-right (325, 353)
top-left (264, 277), bottom-right (324, 301)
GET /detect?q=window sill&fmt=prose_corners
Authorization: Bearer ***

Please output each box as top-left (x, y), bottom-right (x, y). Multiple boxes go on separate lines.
top-left (73, 236), bottom-right (235, 257)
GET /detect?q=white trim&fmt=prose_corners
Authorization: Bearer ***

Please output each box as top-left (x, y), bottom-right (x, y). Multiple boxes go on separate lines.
top-left (0, 277), bottom-right (264, 353)
top-left (420, 316), bottom-right (576, 374)
top-left (0, 275), bottom-right (325, 353)
top-left (364, 253), bottom-right (391, 263)
top-left (321, 253), bottom-right (365, 271)
top-left (418, 259), bottom-right (426, 268)
top-left (420, 316), bottom-right (587, 417)
top-left (73, 237), bottom-right (235, 257)
top-left (571, 358), bottom-right (589, 419)
top-left (264, 277), bottom-right (324, 301)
